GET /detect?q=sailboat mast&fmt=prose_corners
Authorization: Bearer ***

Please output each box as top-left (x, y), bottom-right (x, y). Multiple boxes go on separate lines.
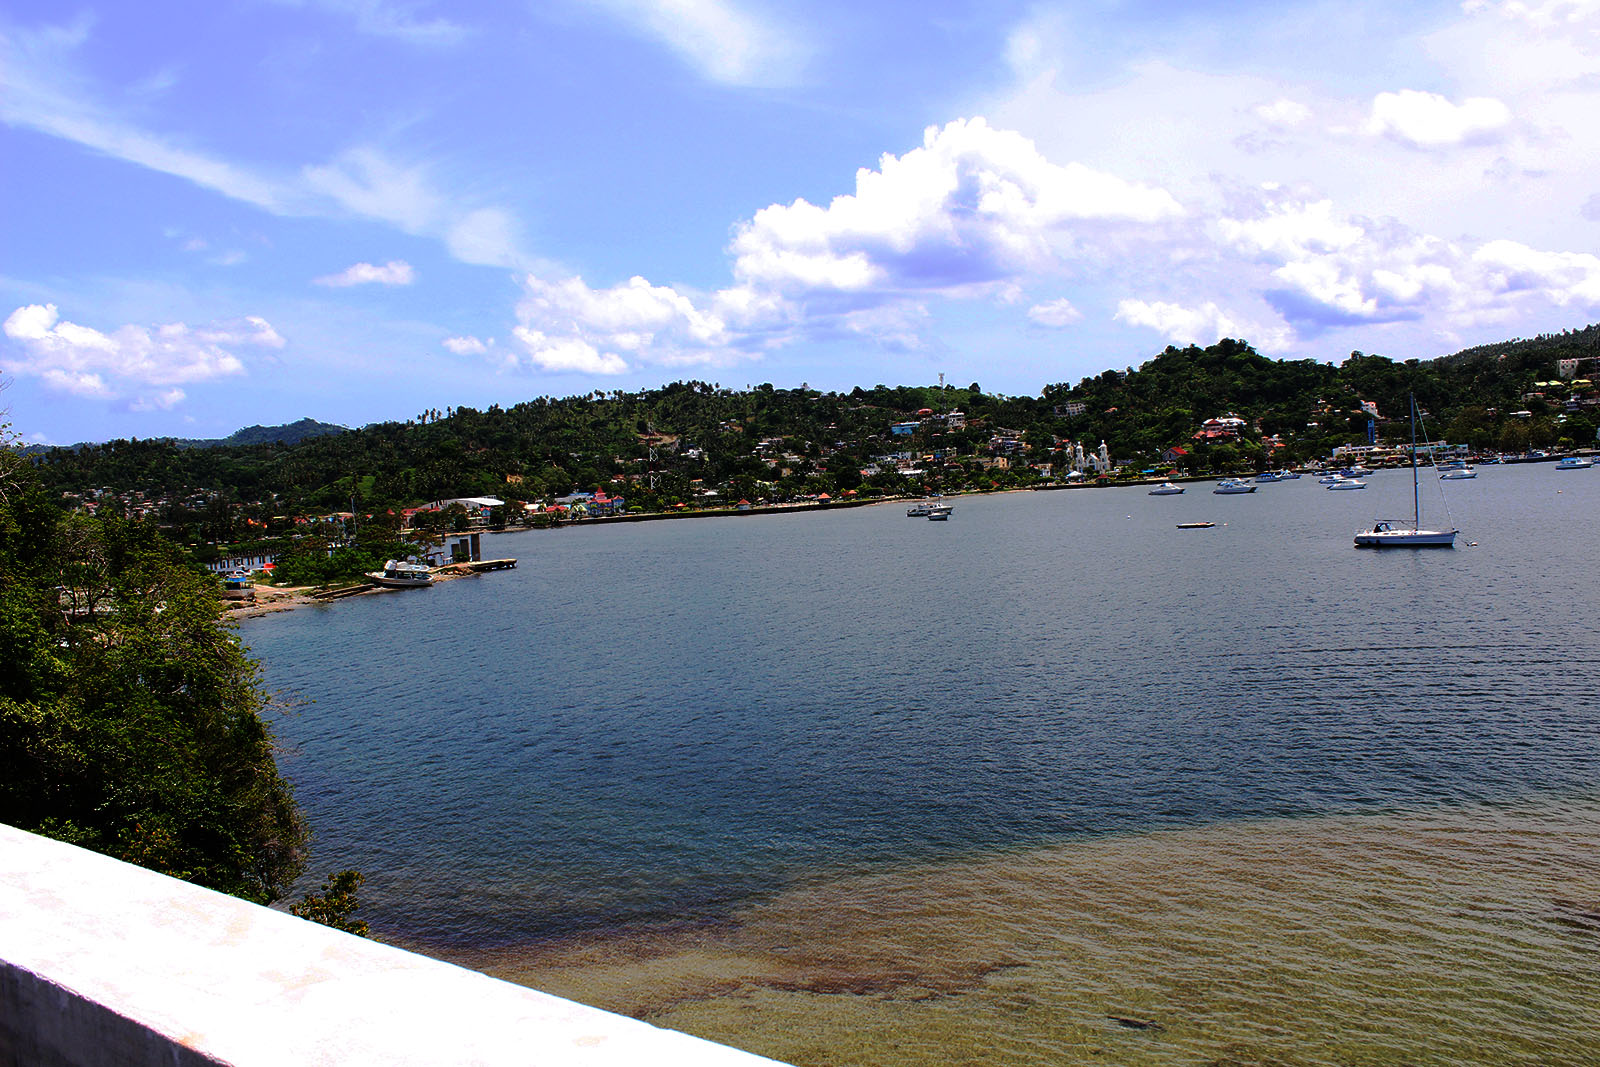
top-left (1410, 393), bottom-right (1420, 529)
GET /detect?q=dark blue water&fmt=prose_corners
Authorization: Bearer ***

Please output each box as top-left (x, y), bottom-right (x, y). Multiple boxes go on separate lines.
top-left (244, 465), bottom-right (1600, 949)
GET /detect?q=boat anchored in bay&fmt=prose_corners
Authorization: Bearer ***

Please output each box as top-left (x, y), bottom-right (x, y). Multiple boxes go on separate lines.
top-left (1355, 395), bottom-right (1458, 549)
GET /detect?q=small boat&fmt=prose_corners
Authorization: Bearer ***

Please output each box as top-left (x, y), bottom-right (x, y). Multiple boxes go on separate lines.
top-left (1212, 479), bottom-right (1257, 494)
top-left (366, 560), bottom-right (435, 588)
top-left (220, 570), bottom-right (255, 600)
top-left (1276, 469), bottom-right (1302, 480)
top-left (1148, 482), bottom-right (1185, 495)
top-left (1253, 471), bottom-right (1286, 483)
top-left (926, 504), bottom-right (952, 521)
top-left (906, 497), bottom-right (945, 516)
top-left (1439, 466), bottom-right (1477, 480)
top-left (1327, 477), bottom-right (1367, 490)
top-left (1555, 456), bottom-right (1593, 470)
top-left (1341, 464), bottom-right (1375, 478)
top-left (1318, 474), bottom-right (1343, 484)
top-left (1176, 521), bottom-right (1215, 529)
top-left (1355, 394), bottom-right (1458, 549)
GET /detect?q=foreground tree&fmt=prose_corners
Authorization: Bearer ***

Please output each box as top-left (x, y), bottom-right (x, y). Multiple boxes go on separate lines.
top-left (0, 444), bottom-right (310, 904)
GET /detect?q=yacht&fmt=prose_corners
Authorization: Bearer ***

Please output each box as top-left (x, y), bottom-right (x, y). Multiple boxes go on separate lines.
top-left (1555, 456), bottom-right (1593, 470)
top-left (1327, 477), bottom-right (1367, 490)
top-left (366, 560), bottom-right (435, 588)
top-left (1148, 482), bottom-right (1185, 495)
top-left (1212, 479), bottom-right (1257, 494)
top-left (1439, 466), bottom-right (1477, 480)
top-left (1354, 395), bottom-right (1458, 548)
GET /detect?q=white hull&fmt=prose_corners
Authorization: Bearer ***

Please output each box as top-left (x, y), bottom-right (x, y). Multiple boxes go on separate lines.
top-left (1354, 527), bottom-right (1457, 548)
top-left (367, 573), bottom-right (434, 588)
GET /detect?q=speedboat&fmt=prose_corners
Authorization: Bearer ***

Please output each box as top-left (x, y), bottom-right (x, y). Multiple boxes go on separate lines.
top-left (1439, 466), bottom-right (1477, 479)
top-left (1556, 456), bottom-right (1593, 470)
top-left (1327, 477), bottom-right (1367, 490)
top-left (1212, 479), bottom-right (1257, 494)
top-left (1148, 482), bottom-right (1185, 495)
top-left (366, 560), bottom-right (435, 588)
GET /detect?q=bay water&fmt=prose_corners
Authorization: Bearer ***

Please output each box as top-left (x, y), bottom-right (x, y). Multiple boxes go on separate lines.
top-left (243, 464), bottom-right (1600, 1065)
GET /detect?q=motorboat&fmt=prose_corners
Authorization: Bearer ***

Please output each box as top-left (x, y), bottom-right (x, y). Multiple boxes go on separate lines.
top-left (926, 503), bottom-right (953, 520)
top-left (1355, 395), bottom-right (1458, 548)
top-left (1176, 521), bottom-right (1215, 529)
top-left (366, 560), bottom-right (435, 588)
top-left (220, 570), bottom-right (255, 600)
top-left (1318, 474), bottom-right (1343, 484)
top-left (1212, 479), bottom-right (1257, 494)
top-left (907, 497), bottom-right (945, 516)
top-left (1556, 456), bottom-right (1593, 470)
top-left (1148, 482), bottom-right (1185, 495)
top-left (1327, 477), bottom-right (1367, 490)
top-left (1341, 464), bottom-right (1376, 478)
top-left (1439, 466), bottom-right (1477, 479)
top-left (1253, 471), bottom-right (1286, 483)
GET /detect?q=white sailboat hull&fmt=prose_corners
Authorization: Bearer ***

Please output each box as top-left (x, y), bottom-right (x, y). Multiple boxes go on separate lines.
top-left (1354, 527), bottom-right (1457, 548)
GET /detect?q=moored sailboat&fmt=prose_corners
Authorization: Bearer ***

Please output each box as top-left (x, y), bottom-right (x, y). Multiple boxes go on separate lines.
top-left (1355, 396), bottom-right (1458, 548)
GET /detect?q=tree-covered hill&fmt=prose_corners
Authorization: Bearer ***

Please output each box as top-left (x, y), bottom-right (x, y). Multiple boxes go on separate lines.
top-left (26, 325), bottom-right (1600, 534)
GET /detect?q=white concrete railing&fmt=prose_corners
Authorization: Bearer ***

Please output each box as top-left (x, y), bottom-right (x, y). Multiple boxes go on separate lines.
top-left (0, 824), bottom-right (788, 1067)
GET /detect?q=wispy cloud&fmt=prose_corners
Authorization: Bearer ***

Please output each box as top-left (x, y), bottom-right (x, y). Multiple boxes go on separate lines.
top-left (0, 19), bottom-right (526, 267)
top-left (584, 0), bottom-right (807, 86)
top-left (266, 0), bottom-right (467, 44)
top-left (314, 260), bottom-right (417, 287)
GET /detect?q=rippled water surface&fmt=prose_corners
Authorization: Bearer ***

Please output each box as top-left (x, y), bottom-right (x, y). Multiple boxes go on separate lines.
top-left (244, 464), bottom-right (1600, 1065)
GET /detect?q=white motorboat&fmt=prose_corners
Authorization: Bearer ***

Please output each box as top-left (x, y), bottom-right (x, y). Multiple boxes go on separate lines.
top-left (1253, 471), bottom-right (1286, 483)
top-left (366, 560), bottom-right (435, 588)
top-left (1439, 466), bottom-right (1477, 480)
top-left (1212, 479), bottom-right (1257, 494)
top-left (1148, 482), bottom-right (1185, 495)
top-left (1556, 456), bottom-right (1593, 470)
top-left (1327, 477), bottom-right (1366, 490)
top-left (1355, 395), bottom-right (1458, 549)
top-left (926, 503), bottom-right (953, 520)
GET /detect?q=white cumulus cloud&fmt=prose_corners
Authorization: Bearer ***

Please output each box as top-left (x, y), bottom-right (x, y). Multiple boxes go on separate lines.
top-left (1364, 89), bottom-right (1513, 148)
top-left (1027, 298), bottom-right (1083, 327)
top-left (314, 260), bottom-right (416, 287)
top-left (2, 304), bottom-right (277, 405)
top-left (443, 335), bottom-right (491, 355)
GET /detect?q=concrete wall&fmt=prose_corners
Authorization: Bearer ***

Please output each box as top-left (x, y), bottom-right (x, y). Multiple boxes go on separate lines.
top-left (0, 823), bottom-right (787, 1067)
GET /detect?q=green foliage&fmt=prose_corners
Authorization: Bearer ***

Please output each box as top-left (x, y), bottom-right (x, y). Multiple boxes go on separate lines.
top-left (0, 448), bottom-right (309, 905)
top-left (290, 869), bottom-right (369, 937)
top-left (24, 325), bottom-right (1600, 513)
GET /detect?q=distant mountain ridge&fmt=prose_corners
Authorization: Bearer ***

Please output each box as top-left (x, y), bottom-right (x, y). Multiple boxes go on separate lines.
top-left (199, 418), bottom-right (347, 449)
top-left (20, 417), bottom-right (346, 455)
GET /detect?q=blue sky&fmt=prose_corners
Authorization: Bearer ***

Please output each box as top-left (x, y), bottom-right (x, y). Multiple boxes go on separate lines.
top-left (5, 0), bottom-right (1600, 444)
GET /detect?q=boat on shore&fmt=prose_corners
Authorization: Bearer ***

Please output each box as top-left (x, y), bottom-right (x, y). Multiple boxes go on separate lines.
top-left (366, 560), bottom-right (435, 588)
top-left (1213, 479), bottom-right (1256, 494)
top-left (1148, 482), bottom-right (1185, 495)
top-left (220, 570), bottom-right (255, 600)
top-left (1355, 395), bottom-right (1458, 549)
